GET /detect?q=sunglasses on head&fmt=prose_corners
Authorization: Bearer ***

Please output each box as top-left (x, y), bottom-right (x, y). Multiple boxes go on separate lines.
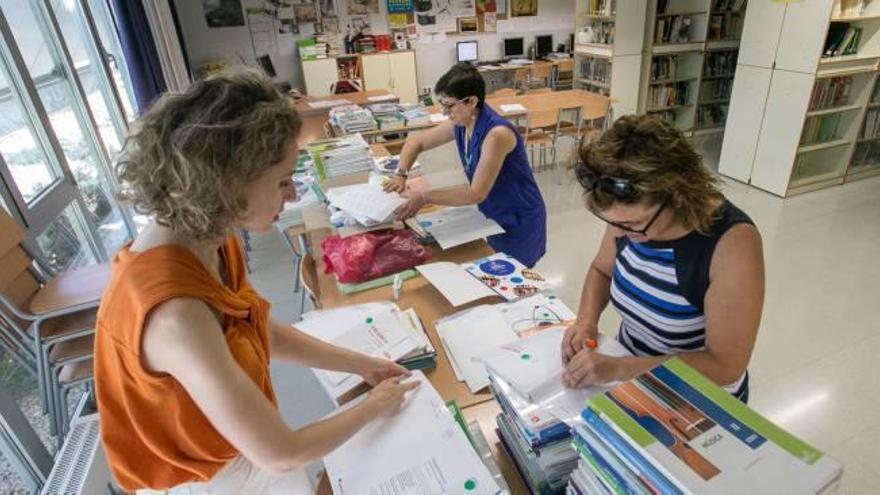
top-left (574, 162), bottom-right (639, 202)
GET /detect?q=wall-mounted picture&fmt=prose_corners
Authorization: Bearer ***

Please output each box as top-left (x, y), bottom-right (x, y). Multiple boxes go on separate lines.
top-left (293, 3), bottom-right (318, 22)
top-left (476, 0), bottom-right (496, 14)
top-left (347, 0), bottom-right (380, 15)
top-left (480, 12), bottom-right (497, 32)
top-left (202, 0), bottom-right (245, 28)
top-left (458, 16), bottom-right (478, 32)
top-left (510, 0), bottom-right (536, 17)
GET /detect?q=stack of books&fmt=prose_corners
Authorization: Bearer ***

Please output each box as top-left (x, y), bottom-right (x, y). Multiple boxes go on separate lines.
top-left (328, 104), bottom-right (378, 134)
top-left (492, 372), bottom-right (580, 494)
top-left (704, 50), bottom-right (737, 78)
top-left (367, 103), bottom-right (405, 130)
top-left (800, 114), bottom-right (841, 145)
top-left (647, 82), bottom-right (690, 109)
top-left (399, 103), bottom-right (431, 126)
top-left (313, 32), bottom-right (339, 58)
top-left (568, 358), bottom-right (843, 494)
top-left (306, 134), bottom-right (374, 180)
top-left (809, 76), bottom-right (853, 111)
top-left (654, 15), bottom-right (693, 44)
top-left (823, 22), bottom-right (863, 58)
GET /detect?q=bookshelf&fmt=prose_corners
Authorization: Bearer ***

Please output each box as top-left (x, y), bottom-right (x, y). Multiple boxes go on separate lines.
top-left (574, 0), bottom-right (648, 117)
top-left (720, 0), bottom-right (880, 196)
top-left (641, 0), bottom-right (747, 136)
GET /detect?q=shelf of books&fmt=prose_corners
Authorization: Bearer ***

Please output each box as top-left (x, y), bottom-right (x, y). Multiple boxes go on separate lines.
top-left (646, 51), bottom-right (703, 132)
top-left (847, 73), bottom-right (880, 181)
top-left (575, 0), bottom-right (648, 118)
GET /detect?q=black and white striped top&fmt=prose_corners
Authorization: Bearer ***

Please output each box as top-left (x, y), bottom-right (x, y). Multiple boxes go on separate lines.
top-left (610, 200), bottom-right (754, 401)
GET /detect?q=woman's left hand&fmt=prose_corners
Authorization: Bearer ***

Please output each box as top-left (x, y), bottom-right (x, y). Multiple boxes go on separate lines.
top-left (394, 191), bottom-right (426, 220)
top-left (358, 356), bottom-right (411, 387)
top-left (562, 351), bottom-right (622, 389)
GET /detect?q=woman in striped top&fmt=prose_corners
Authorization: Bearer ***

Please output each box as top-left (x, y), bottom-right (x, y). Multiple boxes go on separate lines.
top-left (560, 115), bottom-right (764, 402)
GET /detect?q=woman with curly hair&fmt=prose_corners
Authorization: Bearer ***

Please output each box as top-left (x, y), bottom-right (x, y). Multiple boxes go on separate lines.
top-left (560, 115), bottom-right (764, 403)
top-left (94, 69), bottom-right (419, 493)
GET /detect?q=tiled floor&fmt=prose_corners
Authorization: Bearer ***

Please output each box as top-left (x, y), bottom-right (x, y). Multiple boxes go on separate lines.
top-left (247, 140), bottom-right (880, 493)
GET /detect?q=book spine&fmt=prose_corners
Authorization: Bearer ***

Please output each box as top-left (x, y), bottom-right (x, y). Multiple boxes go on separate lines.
top-left (573, 425), bottom-right (652, 495)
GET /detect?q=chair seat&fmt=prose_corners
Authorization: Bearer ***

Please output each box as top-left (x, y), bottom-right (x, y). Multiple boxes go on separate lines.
top-left (58, 358), bottom-right (93, 385)
top-left (526, 134), bottom-right (554, 146)
top-left (48, 334), bottom-right (94, 364)
top-left (37, 308), bottom-right (97, 340)
top-left (29, 262), bottom-right (111, 315)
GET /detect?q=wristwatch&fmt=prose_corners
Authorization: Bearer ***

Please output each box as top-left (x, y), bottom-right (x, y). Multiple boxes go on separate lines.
top-left (396, 169), bottom-right (409, 178)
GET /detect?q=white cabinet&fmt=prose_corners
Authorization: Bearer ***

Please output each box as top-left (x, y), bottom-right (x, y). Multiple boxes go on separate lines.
top-left (302, 59), bottom-right (339, 97)
top-left (774, 1), bottom-right (834, 74)
top-left (737, 0), bottom-right (785, 69)
top-left (718, 65), bottom-right (774, 183)
top-left (361, 51), bottom-right (419, 103)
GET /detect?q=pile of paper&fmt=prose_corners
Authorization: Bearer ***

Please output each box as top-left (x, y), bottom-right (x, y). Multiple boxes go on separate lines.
top-left (434, 292), bottom-right (576, 392)
top-left (306, 134), bottom-right (374, 180)
top-left (328, 104), bottom-right (378, 133)
top-left (323, 373), bottom-right (502, 494)
top-left (414, 206), bottom-right (505, 249)
top-left (325, 183), bottom-right (405, 225)
top-left (295, 302), bottom-right (435, 402)
top-left (399, 102), bottom-right (431, 126)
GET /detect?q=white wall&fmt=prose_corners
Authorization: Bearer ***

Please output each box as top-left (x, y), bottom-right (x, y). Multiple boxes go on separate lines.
top-left (173, 0), bottom-right (575, 94)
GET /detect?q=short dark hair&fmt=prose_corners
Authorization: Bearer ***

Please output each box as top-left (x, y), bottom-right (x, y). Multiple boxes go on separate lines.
top-left (434, 62), bottom-right (485, 107)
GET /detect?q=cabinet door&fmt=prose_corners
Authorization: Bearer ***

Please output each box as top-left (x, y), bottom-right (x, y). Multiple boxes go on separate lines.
top-left (302, 59), bottom-right (339, 96)
top-left (738, 0), bottom-right (786, 70)
top-left (718, 65), bottom-right (773, 183)
top-left (774, 1), bottom-right (834, 74)
top-left (361, 54), bottom-right (392, 91)
top-left (388, 51), bottom-right (419, 103)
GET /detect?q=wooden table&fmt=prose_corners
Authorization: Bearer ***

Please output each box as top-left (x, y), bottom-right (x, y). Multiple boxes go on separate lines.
top-left (294, 89), bottom-right (399, 117)
top-left (486, 88), bottom-right (610, 120)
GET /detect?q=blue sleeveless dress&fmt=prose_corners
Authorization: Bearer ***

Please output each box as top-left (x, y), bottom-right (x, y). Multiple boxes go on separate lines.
top-left (453, 105), bottom-right (547, 267)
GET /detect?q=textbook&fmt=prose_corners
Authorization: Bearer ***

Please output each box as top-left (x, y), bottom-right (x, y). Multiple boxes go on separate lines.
top-left (576, 358), bottom-right (843, 495)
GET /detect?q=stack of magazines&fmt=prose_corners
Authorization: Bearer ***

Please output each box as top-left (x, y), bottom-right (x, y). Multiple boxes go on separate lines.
top-left (306, 134), bottom-right (373, 180)
top-left (328, 104), bottom-right (378, 134)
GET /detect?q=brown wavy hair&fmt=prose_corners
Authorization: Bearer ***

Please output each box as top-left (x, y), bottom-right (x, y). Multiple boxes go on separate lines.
top-left (115, 68), bottom-right (301, 240)
top-left (577, 114), bottom-right (723, 234)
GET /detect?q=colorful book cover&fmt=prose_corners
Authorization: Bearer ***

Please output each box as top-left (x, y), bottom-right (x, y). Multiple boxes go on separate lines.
top-left (586, 358), bottom-right (843, 494)
top-left (464, 253), bottom-right (550, 300)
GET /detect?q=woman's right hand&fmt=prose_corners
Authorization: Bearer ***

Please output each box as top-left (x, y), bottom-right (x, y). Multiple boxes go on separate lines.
top-left (561, 321), bottom-right (599, 365)
top-left (383, 174), bottom-right (407, 193)
top-left (364, 376), bottom-right (420, 418)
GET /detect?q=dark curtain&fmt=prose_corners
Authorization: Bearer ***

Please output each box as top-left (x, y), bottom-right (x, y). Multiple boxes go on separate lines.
top-left (107, 0), bottom-right (166, 113)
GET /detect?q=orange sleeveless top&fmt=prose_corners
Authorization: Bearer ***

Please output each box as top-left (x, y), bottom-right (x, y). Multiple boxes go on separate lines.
top-left (94, 235), bottom-right (277, 491)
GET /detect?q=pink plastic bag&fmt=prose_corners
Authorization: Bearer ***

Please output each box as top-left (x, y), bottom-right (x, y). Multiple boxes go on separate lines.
top-left (321, 229), bottom-right (431, 284)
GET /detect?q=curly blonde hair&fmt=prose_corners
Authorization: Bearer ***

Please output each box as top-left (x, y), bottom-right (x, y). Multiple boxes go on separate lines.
top-left (115, 68), bottom-right (301, 240)
top-left (577, 114), bottom-right (724, 234)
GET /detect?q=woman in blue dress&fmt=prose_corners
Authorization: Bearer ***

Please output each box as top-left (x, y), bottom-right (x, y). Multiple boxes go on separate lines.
top-left (385, 63), bottom-right (547, 267)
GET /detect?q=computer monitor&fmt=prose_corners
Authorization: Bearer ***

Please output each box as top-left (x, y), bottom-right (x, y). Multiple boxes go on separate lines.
top-left (457, 40), bottom-right (479, 63)
top-left (535, 35), bottom-right (553, 58)
top-left (503, 37), bottom-right (525, 59)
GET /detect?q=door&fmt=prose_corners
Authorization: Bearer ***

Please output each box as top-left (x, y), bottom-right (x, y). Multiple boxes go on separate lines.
top-left (303, 58), bottom-right (338, 96)
top-left (388, 51), bottom-right (418, 103)
top-left (361, 53), bottom-right (391, 92)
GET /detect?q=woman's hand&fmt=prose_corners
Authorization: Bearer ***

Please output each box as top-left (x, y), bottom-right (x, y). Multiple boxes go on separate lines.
top-left (364, 376), bottom-right (421, 418)
top-left (394, 191), bottom-right (426, 220)
top-left (357, 356), bottom-right (411, 387)
top-left (562, 351), bottom-right (622, 389)
top-left (383, 174), bottom-right (407, 193)
top-left (561, 321), bottom-right (598, 364)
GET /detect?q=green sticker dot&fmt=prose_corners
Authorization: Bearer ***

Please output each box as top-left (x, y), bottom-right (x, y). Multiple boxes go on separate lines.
top-left (366, 317), bottom-right (373, 324)
top-left (521, 353), bottom-right (531, 360)
top-left (543, 312), bottom-right (550, 318)
top-left (464, 479), bottom-right (477, 490)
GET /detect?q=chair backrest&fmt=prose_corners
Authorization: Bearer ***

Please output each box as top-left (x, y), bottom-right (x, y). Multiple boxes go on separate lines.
top-left (0, 210), bottom-right (41, 312)
top-left (299, 253), bottom-right (321, 310)
top-left (514, 68), bottom-right (530, 82)
top-left (526, 108), bottom-right (561, 133)
top-left (556, 59), bottom-right (574, 72)
top-left (582, 98), bottom-right (613, 127)
top-left (490, 88), bottom-right (517, 98)
top-left (531, 63), bottom-right (552, 80)
top-left (526, 87), bottom-right (552, 95)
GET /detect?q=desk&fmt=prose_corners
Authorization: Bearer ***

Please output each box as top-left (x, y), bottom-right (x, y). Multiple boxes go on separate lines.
top-left (294, 89), bottom-right (399, 117)
top-left (487, 89), bottom-right (610, 120)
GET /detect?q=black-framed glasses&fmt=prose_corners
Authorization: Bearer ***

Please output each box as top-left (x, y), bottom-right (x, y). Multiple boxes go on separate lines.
top-left (575, 162), bottom-right (639, 202)
top-left (589, 201), bottom-right (666, 235)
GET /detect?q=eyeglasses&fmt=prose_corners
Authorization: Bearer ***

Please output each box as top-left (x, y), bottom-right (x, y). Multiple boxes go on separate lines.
top-left (438, 96), bottom-right (470, 111)
top-left (589, 201), bottom-right (666, 235)
top-left (574, 162), bottom-right (638, 201)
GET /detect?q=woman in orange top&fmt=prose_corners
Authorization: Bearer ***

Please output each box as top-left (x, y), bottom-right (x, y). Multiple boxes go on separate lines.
top-left (94, 69), bottom-right (418, 493)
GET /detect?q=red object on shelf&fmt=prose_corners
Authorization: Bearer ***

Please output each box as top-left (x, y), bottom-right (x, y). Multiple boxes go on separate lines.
top-left (376, 35), bottom-right (392, 51)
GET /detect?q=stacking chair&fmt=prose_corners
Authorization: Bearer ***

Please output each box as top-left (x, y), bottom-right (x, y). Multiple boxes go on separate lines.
top-left (513, 68), bottom-right (531, 93)
top-left (298, 252), bottom-right (321, 313)
top-left (553, 59), bottom-right (575, 90)
top-left (489, 88), bottom-right (518, 98)
top-left (526, 63), bottom-right (553, 90)
top-left (0, 209), bottom-right (109, 442)
top-left (523, 109), bottom-right (561, 172)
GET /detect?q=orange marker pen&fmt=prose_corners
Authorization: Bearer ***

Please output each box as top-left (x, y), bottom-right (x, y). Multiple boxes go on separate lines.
top-left (584, 338), bottom-right (598, 350)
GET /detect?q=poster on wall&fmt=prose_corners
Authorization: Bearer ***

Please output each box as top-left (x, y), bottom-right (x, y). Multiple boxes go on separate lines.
top-left (388, 12), bottom-right (410, 28)
top-left (321, 15), bottom-right (340, 32)
top-left (416, 0), bottom-right (475, 33)
top-left (203, 0), bottom-right (246, 27)
top-left (510, 0), bottom-right (536, 17)
top-left (387, 0), bottom-right (415, 14)
top-left (347, 0), bottom-right (380, 14)
top-left (480, 11), bottom-right (496, 31)
top-left (475, 0), bottom-right (495, 14)
top-left (294, 3), bottom-right (318, 22)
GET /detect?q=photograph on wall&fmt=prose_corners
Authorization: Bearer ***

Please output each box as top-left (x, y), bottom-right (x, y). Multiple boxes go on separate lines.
top-left (387, 0), bottom-right (415, 14)
top-left (458, 16), bottom-right (478, 32)
top-left (480, 11), bottom-right (496, 32)
top-left (347, 0), bottom-right (380, 15)
top-left (321, 15), bottom-right (340, 32)
top-left (203, 0), bottom-right (246, 27)
top-left (475, 0), bottom-right (496, 14)
top-left (416, 0), bottom-right (475, 33)
top-left (293, 3), bottom-right (318, 22)
top-left (510, 0), bottom-right (536, 17)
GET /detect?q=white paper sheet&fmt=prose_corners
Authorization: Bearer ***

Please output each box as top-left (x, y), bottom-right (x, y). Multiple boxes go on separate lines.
top-left (326, 183), bottom-right (406, 223)
top-left (436, 307), bottom-right (518, 393)
top-left (416, 262), bottom-right (497, 307)
top-left (324, 372), bottom-right (501, 494)
top-left (367, 94), bottom-right (398, 102)
top-left (307, 98), bottom-right (351, 109)
top-left (499, 103), bottom-right (527, 114)
top-left (415, 206), bottom-right (505, 250)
